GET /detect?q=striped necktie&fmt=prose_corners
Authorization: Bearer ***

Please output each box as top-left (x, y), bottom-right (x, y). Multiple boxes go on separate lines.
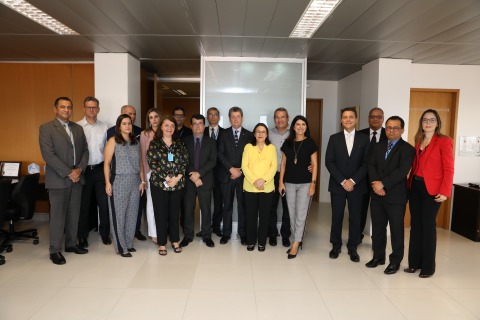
top-left (234, 130), bottom-right (239, 146)
top-left (385, 141), bottom-right (393, 159)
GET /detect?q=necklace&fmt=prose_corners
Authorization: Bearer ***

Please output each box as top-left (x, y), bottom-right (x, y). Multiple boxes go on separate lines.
top-left (293, 139), bottom-right (304, 165)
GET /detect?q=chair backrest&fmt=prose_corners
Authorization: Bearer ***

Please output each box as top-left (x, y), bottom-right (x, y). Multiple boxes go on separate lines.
top-left (11, 173), bottom-right (39, 220)
top-left (0, 179), bottom-right (13, 224)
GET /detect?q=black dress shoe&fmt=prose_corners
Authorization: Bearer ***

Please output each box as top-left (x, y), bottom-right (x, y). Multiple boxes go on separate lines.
top-left (329, 247), bottom-right (341, 259)
top-left (404, 267), bottom-right (418, 273)
top-left (258, 245), bottom-right (266, 252)
top-left (196, 231), bottom-right (203, 238)
top-left (384, 263), bottom-right (399, 275)
top-left (180, 238), bottom-right (193, 247)
top-left (348, 249), bottom-right (360, 262)
top-left (203, 238), bottom-right (215, 248)
top-left (50, 252), bottom-right (66, 265)
top-left (65, 245), bottom-right (88, 254)
top-left (213, 229), bottom-right (223, 237)
top-left (282, 238), bottom-right (291, 247)
top-left (101, 235), bottom-right (112, 245)
top-left (78, 238), bottom-right (88, 248)
top-left (247, 245), bottom-right (255, 251)
top-left (220, 236), bottom-right (230, 244)
top-left (269, 237), bottom-right (277, 246)
top-left (240, 236), bottom-right (247, 246)
top-left (135, 231), bottom-right (147, 241)
top-left (127, 248), bottom-right (136, 252)
top-left (365, 258), bottom-right (385, 268)
top-left (120, 252), bottom-right (132, 258)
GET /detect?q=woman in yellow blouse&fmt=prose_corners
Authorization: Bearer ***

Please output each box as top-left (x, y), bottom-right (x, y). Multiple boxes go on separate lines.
top-left (242, 123), bottom-right (277, 252)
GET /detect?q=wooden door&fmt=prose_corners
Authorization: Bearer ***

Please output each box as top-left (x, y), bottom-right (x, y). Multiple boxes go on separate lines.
top-left (306, 99), bottom-right (323, 202)
top-left (406, 89), bottom-right (459, 228)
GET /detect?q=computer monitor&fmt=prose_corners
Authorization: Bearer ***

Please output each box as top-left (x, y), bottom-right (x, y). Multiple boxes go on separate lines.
top-left (0, 161), bottom-right (22, 179)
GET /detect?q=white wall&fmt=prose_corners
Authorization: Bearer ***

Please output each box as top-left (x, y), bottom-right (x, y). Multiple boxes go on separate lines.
top-left (411, 63), bottom-right (480, 184)
top-left (306, 80), bottom-right (338, 202)
top-left (338, 71), bottom-right (362, 112)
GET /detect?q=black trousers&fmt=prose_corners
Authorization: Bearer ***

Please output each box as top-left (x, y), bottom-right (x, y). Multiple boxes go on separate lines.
top-left (408, 178), bottom-right (441, 274)
top-left (360, 192), bottom-right (370, 235)
top-left (211, 177), bottom-right (223, 231)
top-left (329, 192), bottom-right (363, 250)
top-left (245, 191), bottom-right (273, 246)
top-left (183, 180), bottom-right (213, 240)
top-left (135, 191), bottom-right (146, 232)
top-left (221, 177), bottom-right (246, 238)
top-left (78, 164), bottom-right (109, 238)
top-left (370, 197), bottom-right (406, 264)
top-left (268, 172), bottom-right (291, 239)
top-left (150, 185), bottom-right (181, 246)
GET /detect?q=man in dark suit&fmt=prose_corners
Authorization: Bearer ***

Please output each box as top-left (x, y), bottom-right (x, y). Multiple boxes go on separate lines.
top-left (196, 107), bottom-right (224, 238)
top-left (366, 116), bottom-right (415, 274)
top-left (359, 107), bottom-right (387, 240)
top-left (39, 96), bottom-right (89, 265)
top-left (106, 105), bottom-right (146, 242)
top-left (217, 106), bottom-right (252, 245)
top-left (325, 107), bottom-right (369, 262)
top-left (180, 114), bottom-right (217, 248)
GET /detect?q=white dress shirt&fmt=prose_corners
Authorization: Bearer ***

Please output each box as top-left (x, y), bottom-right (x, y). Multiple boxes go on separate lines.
top-left (77, 117), bottom-right (108, 165)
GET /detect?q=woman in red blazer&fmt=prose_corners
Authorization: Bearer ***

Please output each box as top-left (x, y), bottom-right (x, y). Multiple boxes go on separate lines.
top-left (405, 109), bottom-right (454, 278)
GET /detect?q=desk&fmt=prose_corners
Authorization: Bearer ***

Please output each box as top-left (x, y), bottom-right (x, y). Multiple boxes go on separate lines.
top-left (451, 183), bottom-right (480, 242)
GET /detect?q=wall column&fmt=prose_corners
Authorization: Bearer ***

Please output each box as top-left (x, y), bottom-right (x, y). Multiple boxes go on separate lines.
top-left (94, 53), bottom-right (141, 127)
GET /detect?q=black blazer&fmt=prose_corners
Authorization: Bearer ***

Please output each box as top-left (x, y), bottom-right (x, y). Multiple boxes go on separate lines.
top-left (204, 126), bottom-right (225, 181)
top-left (359, 127), bottom-right (387, 143)
top-left (182, 135), bottom-right (217, 189)
top-left (325, 130), bottom-right (370, 194)
top-left (368, 138), bottom-right (415, 205)
top-left (217, 127), bottom-right (253, 183)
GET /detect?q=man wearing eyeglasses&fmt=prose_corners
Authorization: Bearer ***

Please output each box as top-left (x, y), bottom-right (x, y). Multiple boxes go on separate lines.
top-left (359, 107), bottom-right (387, 241)
top-left (173, 107), bottom-right (193, 139)
top-left (77, 97), bottom-right (110, 248)
top-left (365, 116), bottom-right (414, 274)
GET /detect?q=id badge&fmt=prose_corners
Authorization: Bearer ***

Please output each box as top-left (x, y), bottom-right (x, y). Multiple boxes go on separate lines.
top-left (168, 153), bottom-right (174, 162)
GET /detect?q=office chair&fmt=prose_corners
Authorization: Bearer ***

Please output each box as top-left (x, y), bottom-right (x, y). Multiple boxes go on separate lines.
top-left (4, 173), bottom-right (40, 248)
top-left (0, 179), bottom-right (14, 265)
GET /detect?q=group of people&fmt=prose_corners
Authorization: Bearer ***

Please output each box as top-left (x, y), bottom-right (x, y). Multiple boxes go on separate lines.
top-left (39, 97), bottom-right (454, 278)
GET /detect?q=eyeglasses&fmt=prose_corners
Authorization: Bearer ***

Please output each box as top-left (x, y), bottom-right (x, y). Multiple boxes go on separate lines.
top-left (386, 126), bottom-right (401, 132)
top-left (255, 131), bottom-right (267, 135)
top-left (422, 118), bottom-right (437, 124)
top-left (208, 113), bottom-right (219, 117)
top-left (369, 115), bottom-right (383, 120)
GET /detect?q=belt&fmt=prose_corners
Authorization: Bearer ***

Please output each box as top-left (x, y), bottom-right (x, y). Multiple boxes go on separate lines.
top-left (413, 175), bottom-right (424, 181)
top-left (88, 162), bottom-right (104, 170)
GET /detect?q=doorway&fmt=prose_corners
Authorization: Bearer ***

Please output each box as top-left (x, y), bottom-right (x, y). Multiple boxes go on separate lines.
top-left (406, 88), bottom-right (459, 229)
top-left (306, 99), bottom-right (323, 202)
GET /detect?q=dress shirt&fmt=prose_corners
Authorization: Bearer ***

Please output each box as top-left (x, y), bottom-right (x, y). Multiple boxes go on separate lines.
top-left (369, 128), bottom-right (382, 143)
top-left (269, 127), bottom-right (290, 172)
top-left (77, 117), bottom-right (108, 165)
top-left (208, 126), bottom-right (219, 140)
top-left (241, 144), bottom-right (277, 193)
top-left (344, 129), bottom-right (355, 156)
top-left (231, 127), bottom-right (242, 136)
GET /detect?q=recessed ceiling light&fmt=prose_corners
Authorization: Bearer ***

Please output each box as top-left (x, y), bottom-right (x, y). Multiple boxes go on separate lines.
top-left (0, 0), bottom-right (79, 35)
top-left (290, 0), bottom-right (342, 38)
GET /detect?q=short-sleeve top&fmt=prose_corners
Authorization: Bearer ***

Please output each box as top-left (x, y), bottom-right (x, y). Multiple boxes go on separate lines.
top-left (281, 137), bottom-right (318, 184)
top-left (147, 137), bottom-right (188, 191)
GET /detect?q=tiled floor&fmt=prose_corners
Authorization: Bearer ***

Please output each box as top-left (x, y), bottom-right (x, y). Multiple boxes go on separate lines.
top-left (1, 202), bottom-right (479, 320)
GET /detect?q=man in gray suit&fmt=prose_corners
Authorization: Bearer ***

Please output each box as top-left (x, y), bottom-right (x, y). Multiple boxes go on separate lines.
top-left (39, 97), bottom-right (89, 265)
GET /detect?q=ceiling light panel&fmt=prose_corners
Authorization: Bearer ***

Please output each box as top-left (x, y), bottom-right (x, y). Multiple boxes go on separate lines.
top-left (290, 0), bottom-right (342, 38)
top-left (0, 0), bottom-right (79, 35)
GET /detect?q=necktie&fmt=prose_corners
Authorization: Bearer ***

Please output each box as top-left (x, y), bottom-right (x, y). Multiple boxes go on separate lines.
top-left (194, 138), bottom-right (200, 171)
top-left (385, 141), bottom-right (393, 159)
top-left (234, 130), bottom-right (239, 146)
top-left (346, 133), bottom-right (353, 156)
top-left (371, 131), bottom-right (377, 145)
top-left (64, 123), bottom-right (76, 165)
top-left (211, 127), bottom-right (215, 139)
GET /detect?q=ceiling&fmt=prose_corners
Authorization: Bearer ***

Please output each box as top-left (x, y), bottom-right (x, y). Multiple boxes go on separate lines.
top-left (1, 0), bottom-right (480, 82)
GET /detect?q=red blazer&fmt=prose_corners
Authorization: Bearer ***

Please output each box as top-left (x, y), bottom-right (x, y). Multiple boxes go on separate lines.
top-left (408, 134), bottom-right (454, 197)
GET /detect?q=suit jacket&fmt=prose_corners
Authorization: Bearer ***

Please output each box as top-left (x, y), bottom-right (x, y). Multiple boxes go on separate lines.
top-left (325, 130), bottom-right (370, 194)
top-left (359, 127), bottom-right (387, 143)
top-left (407, 134), bottom-right (454, 197)
top-left (39, 118), bottom-right (89, 189)
top-left (182, 135), bottom-right (217, 189)
top-left (217, 127), bottom-right (253, 183)
top-left (204, 126), bottom-right (224, 181)
top-left (368, 138), bottom-right (415, 205)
